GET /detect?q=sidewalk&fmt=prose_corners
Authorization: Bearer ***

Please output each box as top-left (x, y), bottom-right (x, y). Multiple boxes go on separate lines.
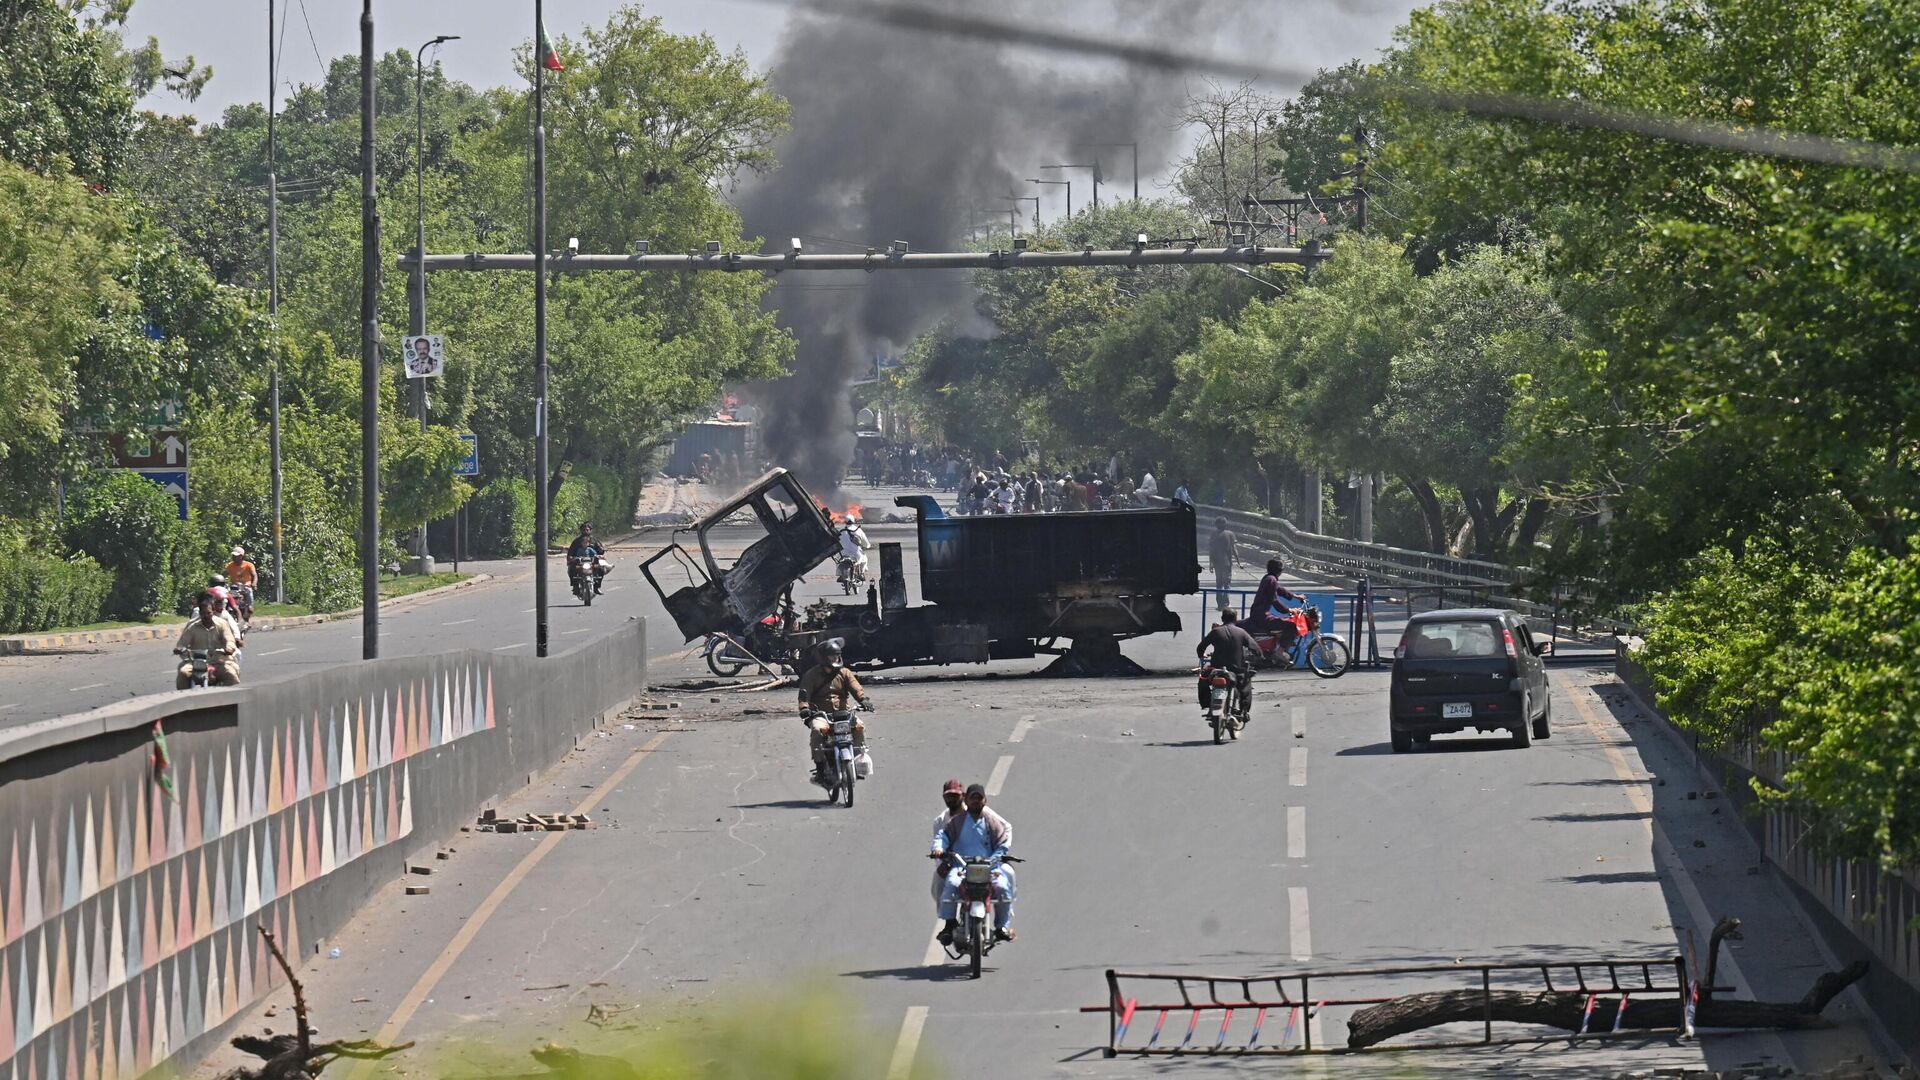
top-left (0, 573), bottom-right (493, 656)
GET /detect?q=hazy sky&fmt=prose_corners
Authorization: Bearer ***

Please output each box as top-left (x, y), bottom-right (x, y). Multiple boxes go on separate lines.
top-left (124, 1), bottom-right (1419, 128)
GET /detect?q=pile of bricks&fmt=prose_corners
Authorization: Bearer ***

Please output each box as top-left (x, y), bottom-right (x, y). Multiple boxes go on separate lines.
top-left (474, 808), bottom-right (594, 833)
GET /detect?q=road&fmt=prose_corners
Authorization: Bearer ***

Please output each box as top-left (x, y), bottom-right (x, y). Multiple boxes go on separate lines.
top-left (185, 583), bottom-right (1887, 1076)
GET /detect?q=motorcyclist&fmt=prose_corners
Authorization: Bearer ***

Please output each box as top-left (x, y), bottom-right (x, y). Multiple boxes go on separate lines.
top-left (796, 639), bottom-right (873, 786)
top-left (1241, 558), bottom-right (1306, 639)
top-left (173, 591), bottom-right (241, 688)
top-left (566, 523), bottom-right (608, 595)
top-left (206, 575), bottom-right (246, 651)
top-left (932, 783), bottom-right (1015, 944)
top-left (930, 779), bottom-right (965, 903)
top-left (836, 517), bottom-right (872, 588)
top-left (223, 547), bottom-right (258, 621)
top-left (1197, 608), bottom-right (1258, 718)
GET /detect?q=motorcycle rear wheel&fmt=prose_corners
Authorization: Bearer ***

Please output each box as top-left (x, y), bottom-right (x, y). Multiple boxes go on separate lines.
top-left (705, 647), bottom-right (748, 678)
top-left (1211, 710), bottom-right (1224, 744)
top-left (1307, 636), bottom-right (1351, 678)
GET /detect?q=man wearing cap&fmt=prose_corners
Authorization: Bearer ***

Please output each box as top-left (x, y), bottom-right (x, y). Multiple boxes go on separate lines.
top-left (797, 638), bottom-right (873, 785)
top-left (932, 783), bottom-right (1016, 945)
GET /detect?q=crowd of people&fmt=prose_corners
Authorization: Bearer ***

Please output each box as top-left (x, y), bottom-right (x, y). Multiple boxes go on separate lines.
top-left (858, 440), bottom-right (1193, 516)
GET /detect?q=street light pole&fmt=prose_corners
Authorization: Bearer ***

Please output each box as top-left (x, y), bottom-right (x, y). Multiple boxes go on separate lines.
top-left (1042, 163), bottom-right (1098, 211)
top-left (1026, 177), bottom-right (1069, 219)
top-left (268, 0), bottom-right (285, 605)
top-left (1077, 141), bottom-right (1138, 201)
top-left (533, 0), bottom-right (551, 658)
top-left (359, 0), bottom-right (381, 659)
top-left (410, 34), bottom-right (456, 574)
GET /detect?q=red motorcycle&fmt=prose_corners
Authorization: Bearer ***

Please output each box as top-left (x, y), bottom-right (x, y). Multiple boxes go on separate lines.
top-left (1249, 603), bottom-right (1351, 678)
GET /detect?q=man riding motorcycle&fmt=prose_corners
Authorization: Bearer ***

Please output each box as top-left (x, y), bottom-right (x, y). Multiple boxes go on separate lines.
top-left (932, 783), bottom-right (1016, 944)
top-left (836, 518), bottom-right (872, 589)
top-left (223, 547), bottom-right (258, 622)
top-left (173, 591), bottom-right (241, 688)
top-left (1241, 558), bottom-right (1306, 640)
top-left (206, 575), bottom-right (246, 652)
top-left (931, 779), bottom-right (965, 903)
top-left (1197, 607), bottom-right (1258, 719)
top-left (566, 523), bottom-right (609, 595)
top-left (796, 639), bottom-right (873, 786)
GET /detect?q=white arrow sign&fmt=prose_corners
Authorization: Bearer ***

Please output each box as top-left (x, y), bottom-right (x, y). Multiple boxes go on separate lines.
top-left (160, 434), bottom-right (185, 465)
top-left (163, 481), bottom-right (187, 498)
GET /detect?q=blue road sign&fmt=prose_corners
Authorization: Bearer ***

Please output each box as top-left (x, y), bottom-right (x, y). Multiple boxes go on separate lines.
top-left (138, 470), bottom-right (189, 520)
top-left (455, 433), bottom-right (480, 477)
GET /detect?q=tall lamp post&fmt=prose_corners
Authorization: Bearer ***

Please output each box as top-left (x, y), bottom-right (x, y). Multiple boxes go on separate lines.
top-left (267, 0), bottom-right (284, 604)
top-left (1041, 163), bottom-right (1099, 211)
top-left (1077, 141), bottom-right (1138, 201)
top-left (359, 0), bottom-right (381, 658)
top-left (1004, 194), bottom-right (1040, 231)
top-left (411, 34), bottom-right (457, 573)
top-left (1026, 176), bottom-right (1070, 219)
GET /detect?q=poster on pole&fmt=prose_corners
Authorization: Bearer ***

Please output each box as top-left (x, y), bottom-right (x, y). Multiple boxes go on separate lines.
top-left (402, 334), bottom-right (446, 378)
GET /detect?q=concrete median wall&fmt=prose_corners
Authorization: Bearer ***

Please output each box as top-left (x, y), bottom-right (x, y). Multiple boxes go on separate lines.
top-left (0, 621), bottom-right (647, 1080)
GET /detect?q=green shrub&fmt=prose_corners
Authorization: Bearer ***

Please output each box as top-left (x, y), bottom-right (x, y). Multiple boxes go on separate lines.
top-left (62, 471), bottom-right (188, 620)
top-left (469, 477), bottom-right (535, 557)
top-left (285, 511), bottom-right (359, 612)
top-left (0, 545), bottom-right (112, 633)
top-left (555, 462), bottom-right (638, 537)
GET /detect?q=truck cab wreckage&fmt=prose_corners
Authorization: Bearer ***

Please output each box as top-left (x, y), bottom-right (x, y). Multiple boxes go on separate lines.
top-left (640, 468), bottom-right (1200, 675)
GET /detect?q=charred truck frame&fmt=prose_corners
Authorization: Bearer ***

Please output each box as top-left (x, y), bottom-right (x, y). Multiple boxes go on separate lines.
top-left (640, 469), bottom-right (1200, 675)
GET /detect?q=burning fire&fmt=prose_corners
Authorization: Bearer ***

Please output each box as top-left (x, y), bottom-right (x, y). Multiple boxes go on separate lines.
top-left (819, 498), bottom-right (864, 524)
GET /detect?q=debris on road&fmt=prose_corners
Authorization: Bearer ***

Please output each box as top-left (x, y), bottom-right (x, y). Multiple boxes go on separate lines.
top-left (474, 811), bottom-right (595, 833)
top-left (215, 928), bottom-right (412, 1080)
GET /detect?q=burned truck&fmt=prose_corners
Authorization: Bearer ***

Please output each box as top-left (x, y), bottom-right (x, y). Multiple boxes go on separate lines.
top-left (640, 469), bottom-right (1199, 675)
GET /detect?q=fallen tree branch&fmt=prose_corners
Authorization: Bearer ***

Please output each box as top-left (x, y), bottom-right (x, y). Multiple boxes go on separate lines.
top-left (213, 927), bottom-right (414, 1080)
top-left (1346, 960), bottom-right (1867, 1048)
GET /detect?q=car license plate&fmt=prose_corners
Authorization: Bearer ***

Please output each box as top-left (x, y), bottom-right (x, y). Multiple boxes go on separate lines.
top-left (1442, 702), bottom-right (1472, 719)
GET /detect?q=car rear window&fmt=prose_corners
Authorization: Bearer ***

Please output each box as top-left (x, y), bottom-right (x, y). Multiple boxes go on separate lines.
top-left (1404, 620), bottom-right (1503, 659)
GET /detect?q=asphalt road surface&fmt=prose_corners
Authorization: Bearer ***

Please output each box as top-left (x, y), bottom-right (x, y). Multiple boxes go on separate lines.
top-left (190, 614), bottom-right (1889, 1077)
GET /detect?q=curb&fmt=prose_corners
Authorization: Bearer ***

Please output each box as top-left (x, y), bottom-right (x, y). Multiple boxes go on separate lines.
top-left (0, 574), bottom-right (494, 656)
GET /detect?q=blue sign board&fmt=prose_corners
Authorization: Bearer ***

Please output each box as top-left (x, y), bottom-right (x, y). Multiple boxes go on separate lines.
top-left (139, 470), bottom-right (189, 520)
top-left (455, 434), bottom-right (480, 477)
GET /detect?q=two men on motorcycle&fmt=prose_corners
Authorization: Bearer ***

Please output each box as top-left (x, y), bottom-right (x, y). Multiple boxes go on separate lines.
top-left (796, 639), bottom-right (873, 787)
top-left (567, 523), bottom-right (609, 595)
top-left (931, 782), bottom-right (1016, 944)
top-left (174, 591), bottom-right (241, 688)
top-left (1197, 607), bottom-right (1258, 719)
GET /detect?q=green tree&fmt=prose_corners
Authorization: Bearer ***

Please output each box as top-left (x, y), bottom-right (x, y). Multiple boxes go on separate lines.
top-left (0, 0), bottom-right (134, 181)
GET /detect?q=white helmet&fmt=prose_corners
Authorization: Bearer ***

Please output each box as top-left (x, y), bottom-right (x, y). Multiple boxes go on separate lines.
top-left (231, 546), bottom-right (246, 558)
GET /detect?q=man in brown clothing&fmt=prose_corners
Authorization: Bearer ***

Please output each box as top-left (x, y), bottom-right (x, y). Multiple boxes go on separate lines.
top-left (796, 639), bottom-right (873, 784)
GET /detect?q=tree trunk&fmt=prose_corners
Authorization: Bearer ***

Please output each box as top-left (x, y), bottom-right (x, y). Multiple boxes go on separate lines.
top-left (1401, 475), bottom-right (1447, 553)
top-left (1512, 498), bottom-right (1550, 559)
top-left (1345, 961), bottom-right (1865, 1049)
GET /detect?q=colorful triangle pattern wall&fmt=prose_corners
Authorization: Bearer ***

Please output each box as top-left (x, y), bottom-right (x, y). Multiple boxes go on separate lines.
top-left (0, 662), bottom-right (497, 1080)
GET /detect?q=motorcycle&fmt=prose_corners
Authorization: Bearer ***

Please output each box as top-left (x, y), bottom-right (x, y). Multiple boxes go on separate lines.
top-left (175, 648), bottom-right (213, 689)
top-left (808, 706), bottom-right (869, 807)
top-left (836, 554), bottom-right (866, 595)
top-left (934, 853), bottom-right (1024, 978)
top-left (1201, 662), bottom-right (1247, 743)
top-left (1250, 603), bottom-right (1352, 677)
top-left (569, 555), bottom-right (597, 606)
top-left (229, 582), bottom-right (255, 630)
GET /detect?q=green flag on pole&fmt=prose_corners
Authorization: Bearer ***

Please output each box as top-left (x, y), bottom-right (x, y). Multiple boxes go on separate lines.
top-left (538, 17), bottom-right (565, 71)
top-left (151, 719), bottom-right (177, 801)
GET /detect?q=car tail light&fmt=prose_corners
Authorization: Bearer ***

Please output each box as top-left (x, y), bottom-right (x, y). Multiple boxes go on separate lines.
top-left (1412, 704), bottom-right (1426, 713)
top-left (1502, 628), bottom-right (1518, 659)
top-left (1394, 632), bottom-right (1411, 659)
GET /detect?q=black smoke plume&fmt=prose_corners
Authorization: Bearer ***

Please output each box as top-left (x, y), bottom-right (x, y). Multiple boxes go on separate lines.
top-left (736, 1), bottom-right (1207, 498)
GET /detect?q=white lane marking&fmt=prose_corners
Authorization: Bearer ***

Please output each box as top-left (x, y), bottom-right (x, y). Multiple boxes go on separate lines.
top-left (259, 647), bottom-right (295, 656)
top-left (562, 628), bottom-right (591, 635)
top-left (441, 618), bottom-right (476, 626)
top-left (1291, 705), bottom-right (1306, 739)
top-left (984, 755), bottom-right (1014, 797)
top-left (521, 607), bottom-right (537, 613)
top-left (887, 1005), bottom-right (930, 1080)
top-left (1289, 887), bottom-right (1311, 961)
top-left (69, 682), bottom-right (107, 692)
top-left (492, 642), bottom-right (526, 651)
top-left (1007, 714), bottom-right (1035, 743)
top-left (1287, 806), bottom-right (1307, 860)
top-left (921, 920), bottom-right (948, 966)
top-left (0, 704), bottom-right (17, 711)
top-left (1289, 747), bottom-right (1308, 787)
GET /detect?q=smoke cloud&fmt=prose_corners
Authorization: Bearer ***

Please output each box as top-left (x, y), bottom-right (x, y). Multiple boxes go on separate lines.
top-left (736, 1), bottom-right (1216, 497)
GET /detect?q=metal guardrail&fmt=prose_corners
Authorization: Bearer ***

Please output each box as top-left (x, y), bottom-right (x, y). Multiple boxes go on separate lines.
top-left (1171, 498), bottom-right (1636, 639)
